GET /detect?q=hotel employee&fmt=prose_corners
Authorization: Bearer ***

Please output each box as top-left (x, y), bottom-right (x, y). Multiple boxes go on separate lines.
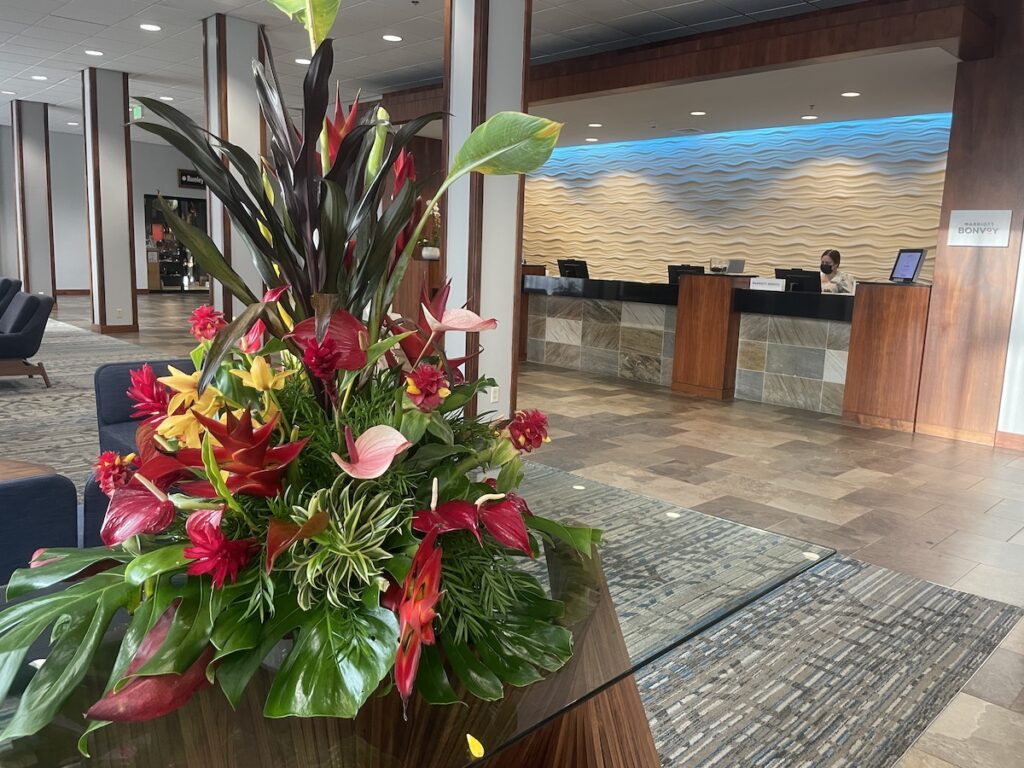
top-left (820, 249), bottom-right (855, 294)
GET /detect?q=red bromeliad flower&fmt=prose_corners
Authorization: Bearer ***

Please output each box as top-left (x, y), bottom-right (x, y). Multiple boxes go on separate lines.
top-left (405, 364), bottom-right (450, 412)
top-left (238, 319), bottom-right (266, 354)
top-left (94, 451), bottom-right (136, 496)
top-left (183, 507), bottom-right (258, 588)
top-left (286, 310), bottom-right (369, 374)
top-left (126, 363), bottom-right (171, 425)
top-left (86, 601), bottom-right (214, 722)
top-left (395, 528), bottom-right (443, 704)
top-left (177, 410), bottom-right (308, 498)
top-left (508, 409), bottom-right (550, 452)
top-left (189, 305), bottom-right (226, 342)
top-left (302, 335), bottom-right (345, 380)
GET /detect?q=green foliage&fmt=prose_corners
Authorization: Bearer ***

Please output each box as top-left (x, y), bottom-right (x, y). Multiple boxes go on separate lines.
top-left (263, 0), bottom-right (342, 48)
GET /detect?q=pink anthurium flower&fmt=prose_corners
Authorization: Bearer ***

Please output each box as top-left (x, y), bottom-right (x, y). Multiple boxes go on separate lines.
top-left (421, 304), bottom-right (497, 334)
top-left (332, 425), bottom-right (411, 480)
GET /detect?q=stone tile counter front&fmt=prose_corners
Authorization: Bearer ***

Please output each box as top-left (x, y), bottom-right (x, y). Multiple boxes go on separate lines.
top-left (526, 294), bottom-right (677, 387)
top-left (734, 314), bottom-right (850, 414)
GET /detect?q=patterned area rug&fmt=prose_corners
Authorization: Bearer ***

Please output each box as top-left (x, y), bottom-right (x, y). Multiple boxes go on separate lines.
top-left (638, 555), bottom-right (1023, 767)
top-left (520, 463), bottom-right (832, 662)
top-left (0, 320), bottom-right (173, 489)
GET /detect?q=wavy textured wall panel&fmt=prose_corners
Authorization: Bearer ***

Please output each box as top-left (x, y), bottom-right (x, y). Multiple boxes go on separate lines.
top-left (523, 115), bottom-right (951, 284)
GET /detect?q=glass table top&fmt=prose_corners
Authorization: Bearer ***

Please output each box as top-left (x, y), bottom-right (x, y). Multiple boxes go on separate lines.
top-left (0, 465), bottom-right (832, 766)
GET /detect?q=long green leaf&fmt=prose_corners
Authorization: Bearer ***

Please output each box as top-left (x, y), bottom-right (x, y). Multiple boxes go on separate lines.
top-left (441, 638), bottom-right (503, 701)
top-left (124, 545), bottom-right (190, 587)
top-left (6, 548), bottom-right (130, 601)
top-left (415, 644), bottom-right (461, 705)
top-left (264, 0), bottom-right (341, 47)
top-left (199, 302), bottom-right (267, 392)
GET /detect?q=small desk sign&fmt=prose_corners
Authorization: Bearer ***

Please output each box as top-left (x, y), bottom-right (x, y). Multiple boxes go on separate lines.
top-left (749, 277), bottom-right (785, 292)
top-left (178, 169), bottom-right (206, 190)
top-left (947, 209), bottom-right (1012, 248)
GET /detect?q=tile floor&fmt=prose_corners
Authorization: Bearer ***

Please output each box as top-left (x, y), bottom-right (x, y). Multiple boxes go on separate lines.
top-left (25, 296), bottom-right (1024, 766)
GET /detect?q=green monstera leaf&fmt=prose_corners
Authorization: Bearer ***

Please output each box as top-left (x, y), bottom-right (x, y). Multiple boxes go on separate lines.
top-left (264, 0), bottom-right (341, 48)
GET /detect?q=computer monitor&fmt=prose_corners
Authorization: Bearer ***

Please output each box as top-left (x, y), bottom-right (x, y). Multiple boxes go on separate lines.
top-left (890, 248), bottom-right (926, 283)
top-left (775, 268), bottom-right (821, 293)
top-left (667, 264), bottom-right (705, 283)
top-left (726, 258), bottom-right (746, 274)
top-left (557, 259), bottom-right (590, 279)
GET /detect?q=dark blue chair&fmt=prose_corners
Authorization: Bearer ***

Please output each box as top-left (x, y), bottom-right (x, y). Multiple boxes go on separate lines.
top-left (0, 293), bottom-right (53, 386)
top-left (0, 475), bottom-right (78, 583)
top-left (0, 277), bottom-right (21, 318)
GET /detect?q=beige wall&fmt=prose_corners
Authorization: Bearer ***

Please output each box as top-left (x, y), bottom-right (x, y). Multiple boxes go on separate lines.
top-left (523, 114), bottom-right (950, 284)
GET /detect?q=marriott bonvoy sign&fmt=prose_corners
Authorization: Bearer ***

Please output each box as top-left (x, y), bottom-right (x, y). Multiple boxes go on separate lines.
top-left (947, 210), bottom-right (1012, 247)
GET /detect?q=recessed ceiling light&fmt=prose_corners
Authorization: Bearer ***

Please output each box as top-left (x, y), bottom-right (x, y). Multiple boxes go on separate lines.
top-left (841, 91), bottom-right (861, 98)
top-left (67, 121), bottom-right (79, 126)
top-left (85, 49), bottom-right (103, 56)
top-left (30, 75), bottom-right (47, 81)
top-left (1, 91), bottom-right (14, 95)
top-left (295, 57), bottom-right (311, 65)
top-left (801, 115), bottom-right (818, 121)
top-left (139, 23), bottom-right (162, 32)
top-left (585, 137), bottom-right (599, 142)
top-left (587, 122), bottom-right (602, 128)
top-left (690, 110), bottom-right (707, 116)
top-left (382, 34), bottom-right (403, 42)
top-left (159, 95), bottom-right (174, 101)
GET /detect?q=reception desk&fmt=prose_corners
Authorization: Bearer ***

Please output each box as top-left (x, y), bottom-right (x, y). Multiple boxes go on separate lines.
top-left (522, 274), bottom-right (929, 427)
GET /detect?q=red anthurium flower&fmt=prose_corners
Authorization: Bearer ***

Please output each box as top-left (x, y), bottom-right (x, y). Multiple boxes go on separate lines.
top-left (127, 363), bottom-right (171, 425)
top-left (477, 495), bottom-right (533, 557)
top-left (412, 499), bottom-right (481, 543)
top-left (395, 528), bottom-right (443, 704)
top-left (286, 310), bottom-right (369, 372)
top-left (507, 409), bottom-right (550, 452)
top-left (332, 425), bottom-right (411, 480)
top-left (238, 319), bottom-right (266, 354)
top-left (183, 507), bottom-right (259, 588)
top-left (302, 336), bottom-right (345, 380)
top-left (86, 601), bottom-right (214, 722)
top-left (101, 483), bottom-right (176, 547)
top-left (177, 411), bottom-right (308, 498)
top-left (189, 305), bottom-right (226, 341)
top-left (405, 364), bottom-right (450, 412)
top-left (94, 451), bottom-right (136, 497)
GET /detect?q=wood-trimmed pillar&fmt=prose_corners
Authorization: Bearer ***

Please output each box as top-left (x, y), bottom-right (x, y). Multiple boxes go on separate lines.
top-left (83, 68), bottom-right (138, 333)
top-left (11, 100), bottom-right (56, 299)
top-left (203, 13), bottom-right (265, 320)
top-left (443, 0), bottom-right (532, 417)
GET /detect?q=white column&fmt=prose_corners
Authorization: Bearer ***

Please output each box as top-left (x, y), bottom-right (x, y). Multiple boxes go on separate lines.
top-left (11, 100), bottom-right (56, 298)
top-left (444, 0), bottom-right (530, 418)
top-left (204, 13), bottom-right (264, 320)
top-left (83, 68), bottom-right (137, 332)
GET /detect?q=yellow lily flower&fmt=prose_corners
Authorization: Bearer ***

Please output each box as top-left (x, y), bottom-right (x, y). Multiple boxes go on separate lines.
top-left (230, 356), bottom-right (293, 392)
top-left (156, 385), bottom-right (222, 449)
top-left (158, 366), bottom-right (222, 415)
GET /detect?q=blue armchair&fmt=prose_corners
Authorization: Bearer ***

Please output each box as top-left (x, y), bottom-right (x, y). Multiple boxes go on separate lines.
top-left (0, 292), bottom-right (54, 386)
top-left (0, 277), bottom-right (21, 318)
top-left (0, 475), bottom-right (78, 583)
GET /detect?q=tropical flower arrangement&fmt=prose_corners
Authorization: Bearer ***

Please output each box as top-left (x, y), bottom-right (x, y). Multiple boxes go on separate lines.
top-left (0, 0), bottom-right (600, 754)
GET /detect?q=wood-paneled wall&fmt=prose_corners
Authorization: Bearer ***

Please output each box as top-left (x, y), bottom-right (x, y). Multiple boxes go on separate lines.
top-left (523, 114), bottom-right (950, 283)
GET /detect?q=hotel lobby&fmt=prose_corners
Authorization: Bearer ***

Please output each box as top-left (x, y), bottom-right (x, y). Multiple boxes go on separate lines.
top-left (0, 0), bottom-right (1023, 766)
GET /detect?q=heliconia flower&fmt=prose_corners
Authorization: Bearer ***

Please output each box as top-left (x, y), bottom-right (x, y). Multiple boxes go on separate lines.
top-left (86, 601), bottom-right (214, 722)
top-left (421, 304), bottom-right (497, 334)
top-left (126, 363), bottom-right (171, 425)
top-left (332, 425), bottom-right (411, 480)
top-left (229, 355), bottom-right (293, 392)
top-left (302, 336), bottom-right (345, 380)
top-left (94, 450), bottom-right (136, 497)
top-left (238, 319), bottom-right (266, 354)
top-left (189, 304), bottom-right (226, 341)
top-left (183, 507), bottom-right (258, 588)
top-left (286, 310), bottom-right (369, 373)
top-left (395, 528), bottom-right (443, 704)
top-left (507, 409), bottom-right (550, 452)
top-left (405, 364), bottom-right (450, 412)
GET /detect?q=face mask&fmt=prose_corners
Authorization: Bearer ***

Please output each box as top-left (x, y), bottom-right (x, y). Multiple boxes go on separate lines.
top-left (820, 263), bottom-right (834, 275)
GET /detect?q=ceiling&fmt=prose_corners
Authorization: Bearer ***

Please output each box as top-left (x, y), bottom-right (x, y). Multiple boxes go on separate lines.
top-left (534, 46), bottom-right (960, 146)
top-left (0, 0), bottom-right (864, 140)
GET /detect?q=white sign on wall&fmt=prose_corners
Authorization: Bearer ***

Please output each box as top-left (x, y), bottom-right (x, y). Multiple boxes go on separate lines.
top-left (947, 209), bottom-right (1012, 248)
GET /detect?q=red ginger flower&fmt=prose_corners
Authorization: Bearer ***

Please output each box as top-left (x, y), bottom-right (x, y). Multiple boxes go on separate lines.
top-left (126, 363), bottom-right (171, 425)
top-left (183, 507), bottom-right (258, 588)
top-left (303, 335), bottom-right (345, 380)
top-left (508, 409), bottom-right (549, 452)
top-left (189, 305), bottom-right (226, 341)
top-left (405, 364), bottom-right (450, 412)
top-left (287, 309), bottom-right (369, 375)
top-left (395, 528), bottom-right (443, 704)
top-left (176, 410), bottom-right (308, 498)
top-left (94, 451), bottom-right (136, 496)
